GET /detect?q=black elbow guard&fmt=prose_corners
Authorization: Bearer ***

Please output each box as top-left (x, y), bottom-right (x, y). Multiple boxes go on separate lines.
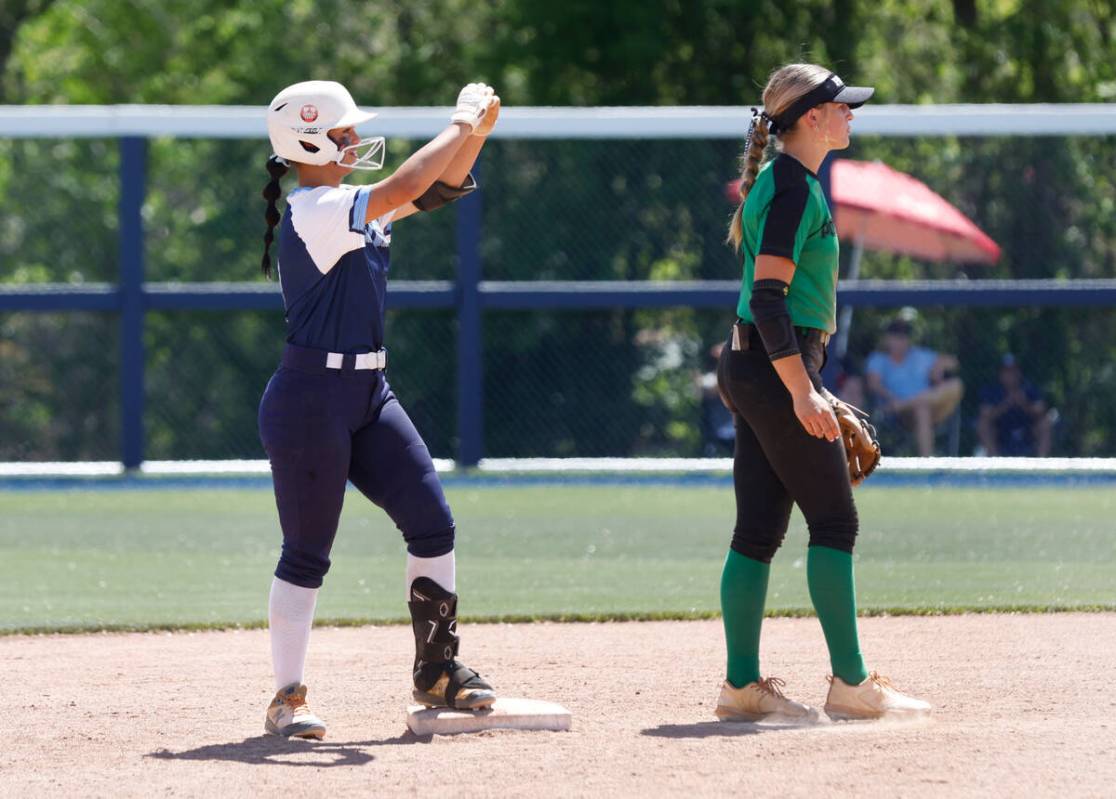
top-left (749, 279), bottom-right (800, 361)
top-left (413, 173), bottom-right (478, 212)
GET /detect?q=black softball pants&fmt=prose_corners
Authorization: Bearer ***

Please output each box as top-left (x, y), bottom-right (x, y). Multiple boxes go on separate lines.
top-left (716, 323), bottom-right (858, 563)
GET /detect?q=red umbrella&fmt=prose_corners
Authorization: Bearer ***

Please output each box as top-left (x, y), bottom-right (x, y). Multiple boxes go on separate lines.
top-left (828, 159), bottom-right (1000, 264)
top-left (724, 158), bottom-right (1000, 264)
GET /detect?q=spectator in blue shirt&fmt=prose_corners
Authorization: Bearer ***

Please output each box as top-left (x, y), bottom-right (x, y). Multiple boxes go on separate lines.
top-left (865, 318), bottom-right (963, 456)
top-left (977, 354), bottom-right (1053, 457)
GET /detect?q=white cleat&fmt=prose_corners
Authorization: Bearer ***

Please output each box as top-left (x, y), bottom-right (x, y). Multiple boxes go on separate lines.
top-left (824, 672), bottom-right (931, 721)
top-left (714, 676), bottom-right (817, 722)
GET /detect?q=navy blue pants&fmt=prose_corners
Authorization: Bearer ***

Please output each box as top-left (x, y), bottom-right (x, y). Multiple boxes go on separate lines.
top-left (258, 352), bottom-right (454, 589)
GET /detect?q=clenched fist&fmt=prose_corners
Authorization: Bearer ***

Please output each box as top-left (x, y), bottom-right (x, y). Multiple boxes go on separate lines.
top-left (451, 83), bottom-right (495, 132)
top-left (472, 94), bottom-right (501, 137)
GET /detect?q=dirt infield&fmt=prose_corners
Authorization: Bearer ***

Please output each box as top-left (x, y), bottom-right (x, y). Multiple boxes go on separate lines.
top-left (6, 613), bottom-right (1115, 797)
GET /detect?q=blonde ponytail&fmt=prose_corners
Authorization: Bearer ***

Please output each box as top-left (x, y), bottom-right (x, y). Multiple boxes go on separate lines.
top-left (726, 110), bottom-right (771, 250)
top-left (726, 63), bottom-right (833, 251)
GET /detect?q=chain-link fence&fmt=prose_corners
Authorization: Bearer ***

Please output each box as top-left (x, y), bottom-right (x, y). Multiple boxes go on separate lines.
top-left (0, 138), bottom-right (120, 283)
top-left (479, 306), bottom-right (1116, 459)
top-left (140, 310), bottom-right (457, 460)
top-left (3, 124), bottom-right (1116, 461)
top-left (3, 305), bottom-right (1115, 460)
top-left (0, 312), bottom-right (119, 460)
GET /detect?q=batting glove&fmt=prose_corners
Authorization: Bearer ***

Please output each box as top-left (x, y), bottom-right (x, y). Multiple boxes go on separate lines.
top-left (451, 83), bottom-right (494, 131)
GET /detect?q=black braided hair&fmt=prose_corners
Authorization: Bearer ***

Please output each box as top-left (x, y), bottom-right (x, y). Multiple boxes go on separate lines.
top-left (261, 155), bottom-right (289, 278)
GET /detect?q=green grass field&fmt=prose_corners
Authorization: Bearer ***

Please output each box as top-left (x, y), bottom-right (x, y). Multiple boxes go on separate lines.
top-left (2, 483), bottom-right (1114, 632)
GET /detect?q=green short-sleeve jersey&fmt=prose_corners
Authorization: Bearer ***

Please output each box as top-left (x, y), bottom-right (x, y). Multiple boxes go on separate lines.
top-left (735, 154), bottom-right (840, 333)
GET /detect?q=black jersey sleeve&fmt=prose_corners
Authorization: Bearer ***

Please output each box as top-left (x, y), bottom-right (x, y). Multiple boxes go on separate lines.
top-left (757, 158), bottom-right (814, 263)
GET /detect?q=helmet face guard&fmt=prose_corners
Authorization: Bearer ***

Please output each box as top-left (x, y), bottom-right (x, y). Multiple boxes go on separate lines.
top-left (337, 136), bottom-right (385, 170)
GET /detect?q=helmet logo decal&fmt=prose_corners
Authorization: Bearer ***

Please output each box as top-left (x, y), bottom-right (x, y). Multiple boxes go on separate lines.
top-left (300, 104), bottom-right (319, 122)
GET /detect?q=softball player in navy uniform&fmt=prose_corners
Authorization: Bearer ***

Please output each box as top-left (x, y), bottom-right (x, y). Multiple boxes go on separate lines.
top-left (258, 80), bottom-right (500, 739)
top-left (714, 63), bottom-right (931, 721)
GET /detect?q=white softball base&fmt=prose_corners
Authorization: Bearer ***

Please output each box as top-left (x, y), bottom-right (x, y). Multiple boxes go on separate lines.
top-left (406, 697), bottom-right (572, 736)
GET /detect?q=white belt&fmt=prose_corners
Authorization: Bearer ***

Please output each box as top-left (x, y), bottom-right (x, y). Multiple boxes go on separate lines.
top-left (325, 349), bottom-right (387, 370)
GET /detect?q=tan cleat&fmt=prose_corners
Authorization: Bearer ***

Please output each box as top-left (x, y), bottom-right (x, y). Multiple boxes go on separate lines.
top-left (824, 672), bottom-right (931, 721)
top-left (714, 677), bottom-right (817, 722)
top-left (413, 665), bottom-right (496, 711)
top-left (265, 682), bottom-right (326, 739)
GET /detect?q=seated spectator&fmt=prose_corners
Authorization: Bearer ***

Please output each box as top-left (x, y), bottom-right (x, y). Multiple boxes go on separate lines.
top-left (699, 342), bottom-right (734, 455)
top-left (977, 354), bottom-right (1053, 457)
top-left (865, 318), bottom-right (964, 457)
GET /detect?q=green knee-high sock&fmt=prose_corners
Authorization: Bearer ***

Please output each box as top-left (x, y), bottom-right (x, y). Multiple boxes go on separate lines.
top-left (720, 549), bottom-right (770, 687)
top-left (807, 545), bottom-right (869, 685)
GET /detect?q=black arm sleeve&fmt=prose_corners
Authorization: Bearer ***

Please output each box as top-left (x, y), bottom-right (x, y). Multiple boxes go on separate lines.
top-left (749, 279), bottom-right (800, 361)
top-left (414, 173), bottom-right (478, 212)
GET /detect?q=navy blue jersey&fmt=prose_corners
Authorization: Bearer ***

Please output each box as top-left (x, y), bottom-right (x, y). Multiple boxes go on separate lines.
top-left (276, 184), bottom-right (393, 353)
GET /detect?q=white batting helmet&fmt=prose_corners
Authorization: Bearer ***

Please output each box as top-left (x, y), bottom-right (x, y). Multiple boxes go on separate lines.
top-left (266, 81), bottom-right (385, 170)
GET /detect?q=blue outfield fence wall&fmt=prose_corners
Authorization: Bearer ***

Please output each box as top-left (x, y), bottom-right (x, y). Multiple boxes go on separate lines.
top-left (5, 106), bottom-right (1116, 465)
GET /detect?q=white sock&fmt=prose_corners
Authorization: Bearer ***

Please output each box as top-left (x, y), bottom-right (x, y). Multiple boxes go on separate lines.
top-left (405, 551), bottom-right (456, 600)
top-left (268, 577), bottom-right (318, 691)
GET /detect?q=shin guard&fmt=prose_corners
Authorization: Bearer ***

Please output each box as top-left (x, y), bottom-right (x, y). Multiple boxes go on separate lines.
top-left (408, 577), bottom-right (495, 709)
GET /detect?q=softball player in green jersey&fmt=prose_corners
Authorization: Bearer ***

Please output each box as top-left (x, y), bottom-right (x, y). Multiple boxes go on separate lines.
top-left (714, 63), bottom-right (931, 722)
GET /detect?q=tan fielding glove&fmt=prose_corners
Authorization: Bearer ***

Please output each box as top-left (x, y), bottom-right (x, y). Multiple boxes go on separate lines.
top-left (825, 390), bottom-right (881, 487)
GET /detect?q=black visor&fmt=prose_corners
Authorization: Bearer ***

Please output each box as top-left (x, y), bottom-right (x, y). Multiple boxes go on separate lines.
top-left (769, 73), bottom-right (874, 134)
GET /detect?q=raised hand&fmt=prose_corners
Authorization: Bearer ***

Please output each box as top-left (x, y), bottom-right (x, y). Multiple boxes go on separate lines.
top-left (472, 94), bottom-right (501, 137)
top-left (451, 83), bottom-right (495, 132)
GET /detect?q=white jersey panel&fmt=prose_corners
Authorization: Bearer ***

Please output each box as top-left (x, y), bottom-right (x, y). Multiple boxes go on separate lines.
top-left (288, 185), bottom-right (369, 274)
